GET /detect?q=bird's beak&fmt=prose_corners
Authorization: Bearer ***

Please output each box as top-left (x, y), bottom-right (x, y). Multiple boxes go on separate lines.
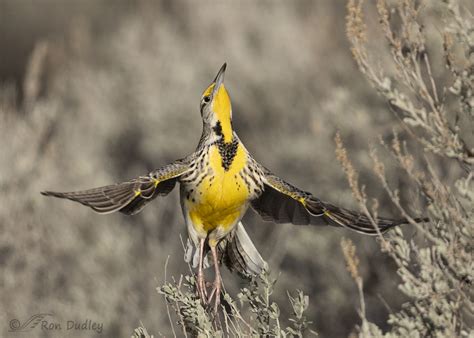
top-left (212, 63), bottom-right (227, 97)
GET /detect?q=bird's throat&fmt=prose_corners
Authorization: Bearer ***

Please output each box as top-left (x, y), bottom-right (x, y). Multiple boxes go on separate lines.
top-left (213, 119), bottom-right (233, 143)
top-left (211, 85), bottom-right (233, 142)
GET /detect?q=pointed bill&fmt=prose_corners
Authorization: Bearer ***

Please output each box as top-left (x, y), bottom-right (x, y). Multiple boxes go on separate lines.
top-left (212, 63), bottom-right (227, 96)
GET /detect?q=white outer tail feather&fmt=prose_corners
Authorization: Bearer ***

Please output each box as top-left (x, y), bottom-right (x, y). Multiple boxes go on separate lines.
top-left (184, 222), bottom-right (267, 277)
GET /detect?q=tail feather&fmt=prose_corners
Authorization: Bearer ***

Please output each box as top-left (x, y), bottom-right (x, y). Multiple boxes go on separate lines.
top-left (221, 222), bottom-right (267, 278)
top-left (184, 222), bottom-right (267, 279)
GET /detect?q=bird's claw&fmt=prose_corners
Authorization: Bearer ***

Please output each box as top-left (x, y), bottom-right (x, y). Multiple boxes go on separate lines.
top-left (207, 278), bottom-right (221, 313)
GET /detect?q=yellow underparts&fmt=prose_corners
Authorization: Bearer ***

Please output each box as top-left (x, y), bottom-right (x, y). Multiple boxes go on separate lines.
top-left (188, 144), bottom-right (249, 242)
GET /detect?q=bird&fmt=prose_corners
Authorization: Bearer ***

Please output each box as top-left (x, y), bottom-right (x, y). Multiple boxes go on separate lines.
top-left (41, 63), bottom-right (424, 312)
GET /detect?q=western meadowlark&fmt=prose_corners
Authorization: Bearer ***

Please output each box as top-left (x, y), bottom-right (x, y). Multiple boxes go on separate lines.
top-left (42, 63), bottom-right (424, 311)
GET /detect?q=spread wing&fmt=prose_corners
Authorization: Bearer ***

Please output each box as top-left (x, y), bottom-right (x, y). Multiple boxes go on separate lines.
top-left (251, 171), bottom-right (421, 235)
top-left (41, 159), bottom-right (190, 215)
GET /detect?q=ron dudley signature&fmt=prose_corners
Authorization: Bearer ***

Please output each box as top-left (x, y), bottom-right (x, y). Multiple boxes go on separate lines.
top-left (8, 313), bottom-right (103, 334)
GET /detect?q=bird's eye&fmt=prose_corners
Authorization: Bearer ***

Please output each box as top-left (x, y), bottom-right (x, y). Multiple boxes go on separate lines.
top-left (203, 96), bottom-right (211, 103)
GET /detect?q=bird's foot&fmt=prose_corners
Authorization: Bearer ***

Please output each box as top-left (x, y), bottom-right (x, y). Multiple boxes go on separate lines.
top-left (207, 277), bottom-right (222, 314)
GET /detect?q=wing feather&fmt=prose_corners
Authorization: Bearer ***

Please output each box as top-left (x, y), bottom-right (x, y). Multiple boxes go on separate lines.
top-left (251, 170), bottom-right (426, 235)
top-left (42, 159), bottom-right (190, 215)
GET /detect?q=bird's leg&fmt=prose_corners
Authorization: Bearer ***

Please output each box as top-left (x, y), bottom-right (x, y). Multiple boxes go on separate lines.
top-left (207, 244), bottom-right (222, 313)
top-left (196, 238), bottom-right (208, 303)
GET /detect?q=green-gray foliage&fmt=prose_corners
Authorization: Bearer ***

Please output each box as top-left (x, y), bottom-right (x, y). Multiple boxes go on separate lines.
top-left (346, 0), bottom-right (473, 336)
top-left (156, 270), bottom-right (317, 337)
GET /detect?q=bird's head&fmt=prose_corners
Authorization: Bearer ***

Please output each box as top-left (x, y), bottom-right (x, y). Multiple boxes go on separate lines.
top-left (200, 63), bottom-right (233, 143)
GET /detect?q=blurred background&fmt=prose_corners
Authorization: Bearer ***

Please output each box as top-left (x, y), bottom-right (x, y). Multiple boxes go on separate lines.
top-left (0, 1), bottom-right (455, 337)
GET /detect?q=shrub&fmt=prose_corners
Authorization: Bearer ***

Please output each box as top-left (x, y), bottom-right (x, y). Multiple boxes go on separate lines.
top-left (342, 0), bottom-right (473, 336)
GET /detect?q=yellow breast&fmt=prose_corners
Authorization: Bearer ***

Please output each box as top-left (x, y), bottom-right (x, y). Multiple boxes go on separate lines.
top-left (188, 143), bottom-right (249, 234)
